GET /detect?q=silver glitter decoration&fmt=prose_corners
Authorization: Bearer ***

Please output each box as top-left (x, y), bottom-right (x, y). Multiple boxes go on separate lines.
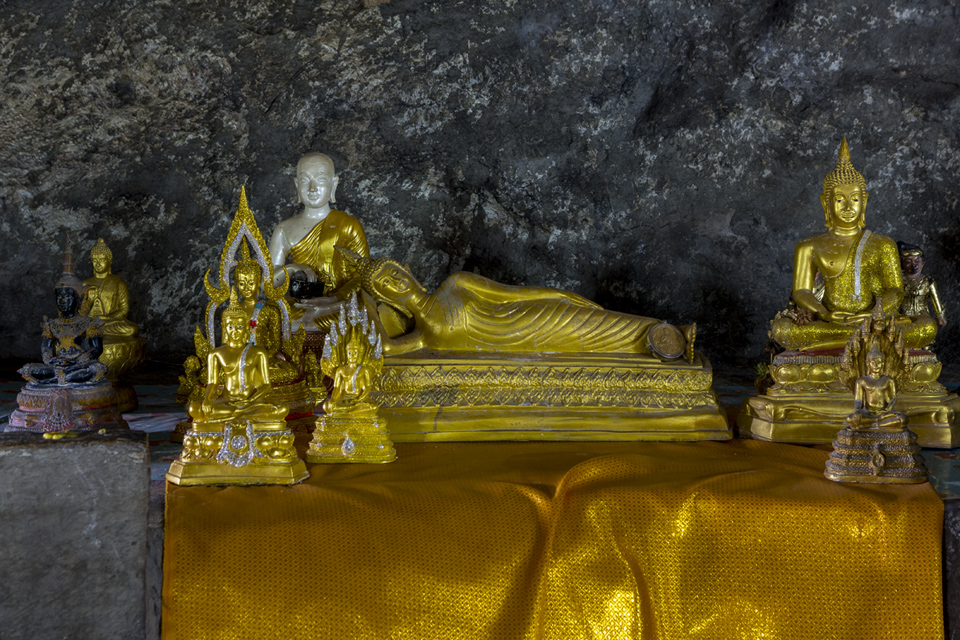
top-left (853, 230), bottom-right (872, 303)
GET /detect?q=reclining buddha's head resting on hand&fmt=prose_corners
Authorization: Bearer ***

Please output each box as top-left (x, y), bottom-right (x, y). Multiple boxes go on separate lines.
top-left (337, 248), bottom-right (421, 317)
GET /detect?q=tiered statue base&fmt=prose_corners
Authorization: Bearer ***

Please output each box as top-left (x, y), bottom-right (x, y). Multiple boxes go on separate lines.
top-left (738, 348), bottom-right (960, 448)
top-left (6, 380), bottom-right (128, 433)
top-left (306, 411), bottom-right (396, 463)
top-left (166, 419), bottom-right (308, 486)
top-left (171, 378), bottom-right (316, 442)
top-left (824, 425), bottom-right (928, 484)
top-left (372, 350), bottom-right (730, 442)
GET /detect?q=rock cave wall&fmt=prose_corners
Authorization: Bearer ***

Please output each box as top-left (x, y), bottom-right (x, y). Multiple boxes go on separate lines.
top-left (2, 0), bottom-right (959, 369)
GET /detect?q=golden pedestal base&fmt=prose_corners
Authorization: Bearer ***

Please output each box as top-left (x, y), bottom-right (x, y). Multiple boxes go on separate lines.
top-left (306, 411), bottom-right (396, 464)
top-left (100, 337), bottom-right (147, 412)
top-left (824, 426), bottom-right (928, 484)
top-left (166, 420), bottom-right (308, 486)
top-left (172, 379), bottom-right (316, 443)
top-left (738, 349), bottom-right (960, 448)
top-left (372, 350), bottom-right (730, 442)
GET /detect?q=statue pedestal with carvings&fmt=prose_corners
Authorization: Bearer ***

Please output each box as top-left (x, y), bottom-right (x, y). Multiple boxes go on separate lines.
top-left (307, 412), bottom-right (396, 463)
top-left (166, 419), bottom-right (307, 486)
top-left (738, 348), bottom-right (960, 448)
top-left (824, 426), bottom-right (927, 483)
top-left (374, 350), bottom-right (730, 442)
top-left (8, 381), bottom-right (127, 433)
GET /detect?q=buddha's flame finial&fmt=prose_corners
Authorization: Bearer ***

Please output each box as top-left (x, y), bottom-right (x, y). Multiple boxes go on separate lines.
top-left (839, 135), bottom-right (850, 162)
top-left (238, 185), bottom-right (250, 218)
top-left (56, 232), bottom-right (84, 296)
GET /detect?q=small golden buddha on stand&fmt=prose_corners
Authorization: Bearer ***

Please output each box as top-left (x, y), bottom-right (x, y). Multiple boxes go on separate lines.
top-left (7, 238), bottom-right (126, 433)
top-left (82, 238), bottom-right (146, 412)
top-left (167, 289), bottom-right (307, 486)
top-left (306, 294), bottom-right (396, 463)
top-left (739, 137), bottom-right (960, 447)
top-left (898, 242), bottom-right (946, 329)
top-left (824, 305), bottom-right (927, 483)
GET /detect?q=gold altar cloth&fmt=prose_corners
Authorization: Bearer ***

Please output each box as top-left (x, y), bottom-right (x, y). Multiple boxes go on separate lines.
top-left (163, 440), bottom-right (942, 640)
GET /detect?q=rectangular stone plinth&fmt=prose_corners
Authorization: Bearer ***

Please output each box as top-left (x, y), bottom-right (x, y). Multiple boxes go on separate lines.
top-left (0, 429), bottom-right (149, 640)
top-left (372, 350), bottom-right (731, 442)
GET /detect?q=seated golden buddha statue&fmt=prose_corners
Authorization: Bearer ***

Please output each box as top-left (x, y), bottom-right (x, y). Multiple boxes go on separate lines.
top-left (342, 250), bottom-right (696, 360)
top-left (169, 289), bottom-right (306, 486)
top-left (81, 238), bottom-right (146, 410)
top-left (898, 242), bottom-right (946, 329)
top-left (234, 243), bottom-right (300, 384)
top-left (187, 290), bottom-right (289, 424)
top-left (769, 137), bottom-right (936, 351)
top-left (739, 137), bottom-right (960, 448)
top-left (307, 294), bottom-right (395, 463)
top-left (175, 188), bottom-right (314, 440)
top-left (268, 153), bottom-right (370, 333)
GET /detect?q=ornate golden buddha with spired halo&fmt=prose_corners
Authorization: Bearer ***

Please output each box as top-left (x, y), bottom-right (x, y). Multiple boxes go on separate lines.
top-left (824, 305), bottom-right (928, 484)
top-left (334, 249), bottom-right (729, 442)
top-left (81, 238), bottom-right (146, 411)
top-left (739, 137), bottom-right (960, 447)
top-left (167, 288), bottom-right (307, 486)
top-left (174, 187), bottom-right (314, 441)
top-left (306, 294), bottom-right (396, 463)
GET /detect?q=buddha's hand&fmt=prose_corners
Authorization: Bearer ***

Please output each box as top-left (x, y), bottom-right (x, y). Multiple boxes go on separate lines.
top-left (821, 310), bottom-right (870, 325)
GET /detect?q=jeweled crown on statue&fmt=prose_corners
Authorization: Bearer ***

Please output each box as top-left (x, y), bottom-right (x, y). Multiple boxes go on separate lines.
top-left (739, 137), bottom-right (960, 447)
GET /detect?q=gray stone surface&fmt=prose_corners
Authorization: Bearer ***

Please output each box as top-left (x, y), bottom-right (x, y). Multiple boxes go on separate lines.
top-left (2, 0), bottom-right (959, 368)
top-left (0, 430), bottom-right (149, 640)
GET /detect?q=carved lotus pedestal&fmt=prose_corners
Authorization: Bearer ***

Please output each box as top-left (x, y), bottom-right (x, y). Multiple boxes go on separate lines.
top-left (306, 410), bottom-right (396, 464)
top-left (166, 420), bottom-right (308, 486)
top-left (6, 381), bottom-right (128, 433)
top-left (372, 350), bottom-right (731, 442)
top-left (738, 348), bottom-right (960, 448)
top-left (100, 336), bottom-right (147, 412)
top-left (824, 425), bottom-right (928, 484)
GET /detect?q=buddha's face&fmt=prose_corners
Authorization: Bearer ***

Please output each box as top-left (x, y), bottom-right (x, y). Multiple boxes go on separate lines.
top-left (91, 255), bottom-right (110, 276)
top-left (296, 156), bottom-right (338, 209)
top-left (867, 354), bottom-right (883, 376)
top-left (901, 254), bottom-right (924, 278)
top-left (346, 341), bottom-right (360, 365)
top-left (822, 183), bottom-right (867, 231)
top-left (236, 270), bottom-right (260, 301)
top-left (371, 263), bottom-right (411, 300)
top-left (223, 315), bottom-right (249, 347)
top-left (56, 288), bottom-right (79, 316)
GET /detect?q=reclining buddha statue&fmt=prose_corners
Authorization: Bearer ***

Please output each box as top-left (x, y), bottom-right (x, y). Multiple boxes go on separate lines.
top-left (739, 137), bottom-right (960, 447)
top-left (336, 248), bottom-right (729, 442)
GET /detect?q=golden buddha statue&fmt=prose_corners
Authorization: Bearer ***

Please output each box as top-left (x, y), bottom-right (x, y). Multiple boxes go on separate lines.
top-left (898, 242), bottom-right (946, 328)
top-left (168, 289), bottom-right (307, 486)
top-left (187, 290), bottom-right (289, 424)
top-left (175, 188), bottom-right (315, 441)
top-left (268, 153), bottom-right (370, 333)
top-left (739, 137), bottom-right (960, 448)
top-left (342, 250), bottom-right (696, 360)
top-left (307, 295), bottom-right (395, 463)
top-left (769, 137), bottom-right (935, 351)
top-left (234, 243), bottom-right (300, 384)
top-left (824, 306), bottom-right (927, 483)
top-left (81, 238), bottom-right (146, 411)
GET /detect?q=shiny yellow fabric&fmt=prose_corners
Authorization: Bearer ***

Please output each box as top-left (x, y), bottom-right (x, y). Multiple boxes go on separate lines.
top-left (163, 440), bottom-right (943, 640)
